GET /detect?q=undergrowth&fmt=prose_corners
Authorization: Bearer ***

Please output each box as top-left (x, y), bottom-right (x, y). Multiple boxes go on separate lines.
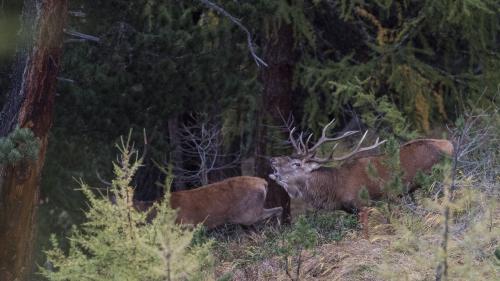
top-left (206, 211), bottom-right (358, 269)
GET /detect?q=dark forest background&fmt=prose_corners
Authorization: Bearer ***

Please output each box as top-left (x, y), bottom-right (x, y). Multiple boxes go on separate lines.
top-left (1, 0), bottom-right (499, 275)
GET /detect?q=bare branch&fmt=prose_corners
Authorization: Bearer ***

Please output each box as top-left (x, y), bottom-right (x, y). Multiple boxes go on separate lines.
top-left (96, 170), bottom-right (111, 186)
top-left (56, 77), bottom-right (75, 83)
top-left (69, 10), bottom-right (86, 17)
top-left (198, 0), bottom-right (268, 67)
top-left (174, 114), bottom-right (240, 186)
top-left (64, 29), bottom-right (101, 42)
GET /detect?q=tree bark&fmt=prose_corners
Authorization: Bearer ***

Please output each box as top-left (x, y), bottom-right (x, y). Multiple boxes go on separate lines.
top-left (255, 24), bottom-right (296, 223)
top-left (0, 0), bottom-right (68, 280)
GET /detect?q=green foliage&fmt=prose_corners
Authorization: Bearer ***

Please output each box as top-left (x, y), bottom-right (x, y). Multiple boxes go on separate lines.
top-left (377, 179), bottom-right (500, 280)
top-left (414, 160), bottom-right (449, 195)
top-left (376, 109), bottom-right (500, 280)
top-left (0, 127), bottom-right (39, 165)
top-left (359, 185), bottom-right (371, 206)
top-left (39, 138), bottom-right (213, 281)
top-left (278, 215), bottom-right (317, 280)
top-left (274, 0), bottom-right (315, 47)
top-left (382, 137), bottom-right (404, 198)
top-left (307, 211), bottom-right (358, 243)
top-left (279, 216), bottom-right (317, 256)
top-left (299, 62), bottom-right (416, 138)
top-left (299, 0), bottom-right (500, 136)
top-left (36, 0), bottom-right (265, 265)
top-left (210, 211), bottom-right (357, 270)
top-left (0, 1), bottom-right (21, 59)
top-left (361, 136), bottom-right (406, 219)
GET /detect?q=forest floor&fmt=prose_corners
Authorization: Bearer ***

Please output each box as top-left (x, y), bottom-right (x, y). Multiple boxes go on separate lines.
top-left (213, 189), bottom-right (500, 281)
top-left (215, 233), bottom-right (387, 281)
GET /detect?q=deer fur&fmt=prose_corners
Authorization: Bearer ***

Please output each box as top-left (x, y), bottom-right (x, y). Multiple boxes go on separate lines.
top-left (134, 176), bottom-right (282, 229)
top-left (270, 139), bottom-right (453, 212)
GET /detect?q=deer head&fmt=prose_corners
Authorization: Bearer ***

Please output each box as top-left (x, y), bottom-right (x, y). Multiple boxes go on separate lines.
top-left (269, 119), bottom-right (386, 198)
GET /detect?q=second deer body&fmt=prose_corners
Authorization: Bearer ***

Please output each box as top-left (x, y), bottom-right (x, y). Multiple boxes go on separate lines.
top-left (134, 176), bottom-right (283, 229)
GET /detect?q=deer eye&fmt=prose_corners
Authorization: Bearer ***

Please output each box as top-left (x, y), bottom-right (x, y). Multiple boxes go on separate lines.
top-left (292, 162), bottom-right (301, 167)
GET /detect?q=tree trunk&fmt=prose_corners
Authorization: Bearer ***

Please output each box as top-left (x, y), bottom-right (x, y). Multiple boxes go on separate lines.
top-left (0, 0), bottom-right (68, 280)
top-left (168, 115), bottom-right (186, 191)
top-left (255, 24), bottom-right (296, 223)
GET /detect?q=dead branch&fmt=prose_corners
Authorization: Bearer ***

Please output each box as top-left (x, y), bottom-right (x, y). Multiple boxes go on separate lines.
top-left (64, 29), bottom-right (100, 42)
top-left (198, 0), bottom-right (267, 67)
top-left (173, 114), bottom-right (240, 186)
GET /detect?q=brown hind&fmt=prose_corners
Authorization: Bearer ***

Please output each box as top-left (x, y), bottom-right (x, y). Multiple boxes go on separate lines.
top-left (134, 176), bottom-right (283, 229)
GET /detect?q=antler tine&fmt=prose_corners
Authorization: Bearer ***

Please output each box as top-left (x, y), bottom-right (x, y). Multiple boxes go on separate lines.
top-left (331, 142), bottom-right (339, 154)
top-left (298, 132), bottom-right (308, 154)
top-left (305, 142), bottom-right (339, 163)
top-left (307, 118), bottom-right (335, 152)
top-left (331, 131), bottom-right (387, 161)
top-left (289, 127), bottom-right (303, 155)
top-left (305, 133), bottom-right (313, 148)
top-left (308, 131), bottom-right (386, 164)
top-left (322, 118), bottom-right (336, 136)
top-left (308, 128), bottom-right (360, 153)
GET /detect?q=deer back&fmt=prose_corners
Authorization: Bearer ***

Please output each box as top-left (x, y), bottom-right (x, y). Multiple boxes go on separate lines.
top-left (399, 139), bottom-right (453, 183)
top-left (338, 138), bottom-right (453, 197)
top-left (170, 176), bottom-right (268, 228)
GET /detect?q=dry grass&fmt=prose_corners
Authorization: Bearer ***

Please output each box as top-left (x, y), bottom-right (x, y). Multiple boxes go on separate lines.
top-left (213, 186), bottom-right (500, 281)
top-left (215, 234), bottom-right (388, 281)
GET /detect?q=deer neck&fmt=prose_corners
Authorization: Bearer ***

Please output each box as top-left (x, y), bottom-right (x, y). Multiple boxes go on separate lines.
top-left (303, 167), bottom-right (340, 210)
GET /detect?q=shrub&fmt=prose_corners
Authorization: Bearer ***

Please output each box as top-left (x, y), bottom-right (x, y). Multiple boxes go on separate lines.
top-left (278, 215), bottom-right (318, 281)
top-left (39, 137), bottom-right (213, 281)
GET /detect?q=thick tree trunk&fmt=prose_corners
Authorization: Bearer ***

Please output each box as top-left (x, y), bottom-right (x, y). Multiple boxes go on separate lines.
top-left (255, 24), bottom-right (296, 223)
top-left (0, 0), bottom-right (68, 280)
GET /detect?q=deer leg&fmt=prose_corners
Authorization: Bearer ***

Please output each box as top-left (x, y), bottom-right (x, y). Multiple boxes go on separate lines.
top-left (341, 201), bottom-right (371, 239)
top-left (259, 207), bottom-right (283, 222)
top-left (358, 207), bottom-right (370, 239)
top-left (240, 224), bottom-right (258, 234)
top-left (237, 207), bottom-right (283, 226)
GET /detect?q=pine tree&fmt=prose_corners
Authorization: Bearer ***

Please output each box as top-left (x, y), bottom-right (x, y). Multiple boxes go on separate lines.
top-left (298, 0), bottom-right (500, 137)
top-left (40, 138), bottom-right (213, 281)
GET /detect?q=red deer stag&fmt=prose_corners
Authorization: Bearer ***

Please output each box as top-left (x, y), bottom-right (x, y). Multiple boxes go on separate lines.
top-left (269, 119), bottom-right (453, 212)
top-left (134, 176), bottom-right (282, 229)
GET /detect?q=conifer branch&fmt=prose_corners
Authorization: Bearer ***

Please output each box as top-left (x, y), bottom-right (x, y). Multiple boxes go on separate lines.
top-left (198, 0), bottom-right (268, 68)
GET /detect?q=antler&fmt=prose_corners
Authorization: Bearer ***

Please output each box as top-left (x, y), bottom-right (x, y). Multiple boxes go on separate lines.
top-left (287, 118), bottom-right (386, 163)
top-left (289, 127), bottom-right (303, 155)
top-left (309, 131), bottom-right (387, 163)
top-left (308, 119), bottom-right (358, 152)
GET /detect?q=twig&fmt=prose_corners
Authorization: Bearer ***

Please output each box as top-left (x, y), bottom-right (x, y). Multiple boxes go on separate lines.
top-left (69, 10), bottom-right (86, 17)
top-left (435, 121), bottom-right (464, 281)
top-left (198, 0), bottom-right (268, 67)
top-left (64, 29), bottom-right (101, 43)
top-left (295, 246), bottom-right (303, 281)
top-left (96, 170), bottom-right (111, 186)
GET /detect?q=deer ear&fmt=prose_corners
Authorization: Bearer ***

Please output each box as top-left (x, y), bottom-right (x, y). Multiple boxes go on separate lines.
top-left (306, 162), bottom-right (321, 172)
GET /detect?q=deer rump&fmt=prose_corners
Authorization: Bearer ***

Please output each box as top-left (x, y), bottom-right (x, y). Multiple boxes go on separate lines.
top-left (134, 176), bottom-right (282, 229)
top-left (270, 138), bottom-right (453, 212)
